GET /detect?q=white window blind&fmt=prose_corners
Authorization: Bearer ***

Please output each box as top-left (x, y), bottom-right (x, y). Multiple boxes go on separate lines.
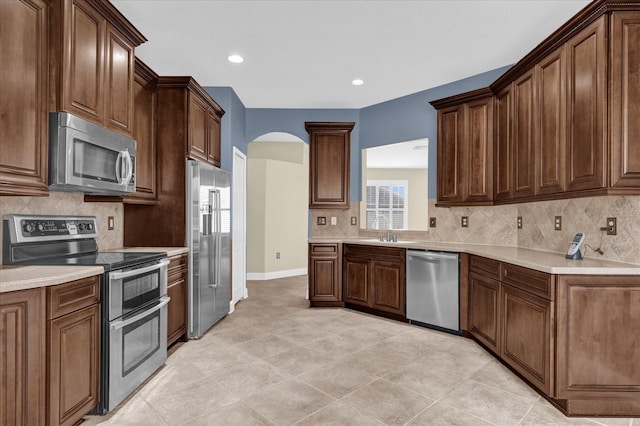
top-left (366, 180), bottom-right (408, 230)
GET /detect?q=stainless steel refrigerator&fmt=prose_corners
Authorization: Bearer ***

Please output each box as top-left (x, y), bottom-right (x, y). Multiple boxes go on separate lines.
top-left (186, 159), bottom-right (231, 339)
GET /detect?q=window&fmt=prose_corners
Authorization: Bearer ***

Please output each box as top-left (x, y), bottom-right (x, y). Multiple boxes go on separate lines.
top-left (366, 180), bottom-right (408, 230)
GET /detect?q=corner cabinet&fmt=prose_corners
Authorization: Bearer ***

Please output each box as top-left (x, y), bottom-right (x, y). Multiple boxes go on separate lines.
top-left (430, 89), bottom-right (494, 206)
top-left (306, 122), bottom-right (354, 209)
top-left (167, 253), bottom-right (188, 346)
top-left (0, 0), bottom-right (50, 196)
top-left (343, 244), bottom-right (406, 319)
top-left (308, 243), bottom-right (343, 307)
top-left (49, 0), bottom-right (146, 137)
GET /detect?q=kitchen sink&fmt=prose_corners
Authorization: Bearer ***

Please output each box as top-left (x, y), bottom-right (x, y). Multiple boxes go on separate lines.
top-left (360, 239), bottom-right (417, 244)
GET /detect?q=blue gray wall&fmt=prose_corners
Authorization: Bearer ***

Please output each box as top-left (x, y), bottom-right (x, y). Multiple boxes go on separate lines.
top-left (205, 64), bottom-right (511, 200)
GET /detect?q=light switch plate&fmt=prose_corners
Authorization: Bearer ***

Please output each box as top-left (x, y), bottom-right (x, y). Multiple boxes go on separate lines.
top-left (330, 217), bottom-right (337, 226)
top-left (429, 217), bottom-right (437, 228)
top-left (108, 216), bottom-right (115, 230)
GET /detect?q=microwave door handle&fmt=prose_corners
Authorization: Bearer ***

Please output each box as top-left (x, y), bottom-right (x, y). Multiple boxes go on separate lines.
top-left (122, 151), bottom-right (133, 185)
top-left (115, 151), bottom-right (123, 184)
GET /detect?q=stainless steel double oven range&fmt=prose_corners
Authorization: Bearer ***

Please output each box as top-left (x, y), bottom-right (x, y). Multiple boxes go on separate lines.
top-left (2, 214), bottom-right (170, 414)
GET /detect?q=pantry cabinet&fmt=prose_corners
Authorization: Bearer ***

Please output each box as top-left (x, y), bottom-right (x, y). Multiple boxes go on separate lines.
top-left (0, 0), bottom-right (50, 196)
top-left (0, 287), bottom-right (46, 426)
top-left (343, 244), bottom-right (405, 319)
top-left (167, 253), bottom-right (188, 346)
top-left (308, 243), bottom-right (343, 307)
top-left (306, 122), bottom-right (354, 209)
top-left (49, 0), bottom-right (146, 137)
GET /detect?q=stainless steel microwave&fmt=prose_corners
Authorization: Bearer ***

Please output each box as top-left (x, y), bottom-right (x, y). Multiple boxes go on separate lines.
top-left (49, 112), bottom-right (136, 195)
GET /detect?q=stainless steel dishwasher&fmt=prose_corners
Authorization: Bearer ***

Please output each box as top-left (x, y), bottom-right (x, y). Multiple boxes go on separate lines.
top-left (406, 250), bottom-right (460, 334)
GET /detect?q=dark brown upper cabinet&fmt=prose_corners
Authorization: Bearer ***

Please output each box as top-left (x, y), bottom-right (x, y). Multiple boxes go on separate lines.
top-left (306, 122), bottom-right (354, 209)
top-left (49, 0), bottom-right (147, 137)
top-left (431, 89), bottom-right (494, 206)
top-left (0, 0), bottom-right (50, 196)
top-left (494, 86), bottom-right (513, 202)
top-left (512, 70), bottom-right (536, 199)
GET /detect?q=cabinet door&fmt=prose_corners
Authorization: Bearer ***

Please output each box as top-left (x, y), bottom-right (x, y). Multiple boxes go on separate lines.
top-left (127, 60), bottom-right (157, 204)
top-left (207, 109), bottom-right (222, 167)
top-left (48, 304), bottom-right (100, 426)
top-left (469, 272), bottom-right (501, 355)
top-left (0, 0), bottom-right (49, 196)
top-left (566, 16), bottom-right (607, 192)
top-left (610, 12), bottom-right (640, 188)
top-left (512, 70), bottom-right (536, 198)
top-left (104, 24), bottom-right (134, 136)
top-left (536, 47), bottom-right (566, 195)
top-left (494, 86), bottom-right (513, 201)
top-left (343, 256), bottom-right (369, 307)
top-left (309, 244), bottom-right (341, 304)
top-left (437, 105), bottom-right (465, 203)
top-left (370, 259), bottom-right (405, 316)
top-left (307, 122), bottom-right (353, 209)
top-left (188, 92), bottom-right (209, 162)
top-left (501, 284), bottom-right (554, 396)
top-left (63, 0), bottom-right (105, 124)
top-left (0, 288), bottom-right (45, 426)
top-left (167, 271), bottom-right (187, 346)
top-left (466, 97), bottom-right (493, 202)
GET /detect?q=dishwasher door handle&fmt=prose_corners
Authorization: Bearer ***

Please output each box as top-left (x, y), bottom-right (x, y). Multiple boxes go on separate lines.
top-left (407, 251), bottom-right (458, 261)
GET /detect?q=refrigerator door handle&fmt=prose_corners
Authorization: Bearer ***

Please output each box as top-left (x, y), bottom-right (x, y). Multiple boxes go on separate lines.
top-left (215, 190), bottom-right (222, 287)
top-left (209, 189), bottom-right (218, 288)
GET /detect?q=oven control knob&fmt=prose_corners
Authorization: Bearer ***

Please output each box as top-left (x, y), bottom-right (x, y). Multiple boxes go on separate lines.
top-left (36, 223), bottom-right (44, 232)
top-left (78, 223), bottom-right (85, 231)
top-left (23, 222), bottom-right (35, 233)
top-left (86, 223), bottom-right (94, 231)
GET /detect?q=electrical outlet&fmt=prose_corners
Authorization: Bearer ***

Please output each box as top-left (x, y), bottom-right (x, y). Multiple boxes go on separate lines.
top-left (276, 252), bottom-right (280, 259)
top-left (554, 216), bottom-right (562, 231)
top-left (461, 216), bottom-right (469, 228)
top-left (606, 217), bottom-right (617, 235)
top-left (317, 216), bottom-right (326, 225)
top-left (351, 216), bottom-right (357, 226)
top-left (429, 217), bottom-right (437, 228)
top-left (108, 216), bottom-right (115, 230)
top-left (517, 216), bottom-right (523, 229)
top-left (330, 217), bottom-right (337, 226)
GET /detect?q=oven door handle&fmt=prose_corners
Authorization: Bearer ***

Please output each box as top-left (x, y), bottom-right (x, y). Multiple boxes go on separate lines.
top-left (109, 258), bottom-right (170, 280)
top-left (110, 295), bottom-right (171, 330)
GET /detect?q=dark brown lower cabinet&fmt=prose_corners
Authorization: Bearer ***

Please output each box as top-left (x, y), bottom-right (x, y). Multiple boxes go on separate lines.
top-left (308, 243), bottom-right (343, 307)
top-left (501, 283), bottom-right (554, 396)
top-left (47, 275), bottom-right (101, 426)
top-left (555, 275), bottom-right (640, 416)
top-left (167, 253), bottom-right (188, 346)
top-left (0, 287), bottom-right (46, 426)
top-left (343, 244), bottom-right (405, 318)
top-left (468, 271), bottom-right (501, 355)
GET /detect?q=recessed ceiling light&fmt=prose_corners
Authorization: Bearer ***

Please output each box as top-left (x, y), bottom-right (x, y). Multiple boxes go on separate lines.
top-left (351, 79), bottom-right (364, 86)
top-left (228, 54), bottom-right (244, 64)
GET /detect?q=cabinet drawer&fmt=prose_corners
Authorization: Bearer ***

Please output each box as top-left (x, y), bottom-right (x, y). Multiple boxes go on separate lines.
top-left (502, 263), bottom-right (555, 300)
top-left (470, 255), bottom-right (501, 280)
top-left (344, 244), bottom-right (405, 261)
top-left (310, 243), bottom-right (339, 256)
top-left (47, 275), bottom-right (100, 320)
top-left (168, 254), bottom-right (188, 276)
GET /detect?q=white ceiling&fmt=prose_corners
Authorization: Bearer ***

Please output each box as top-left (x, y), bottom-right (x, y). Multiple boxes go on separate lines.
top-left (112, 0), bottom-right (591, 109)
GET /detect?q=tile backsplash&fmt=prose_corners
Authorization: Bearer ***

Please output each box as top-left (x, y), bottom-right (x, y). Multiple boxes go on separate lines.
top-left (0, 192), bottom-right (123, 262)
top-left (312, 195), bottom-right (640, 265)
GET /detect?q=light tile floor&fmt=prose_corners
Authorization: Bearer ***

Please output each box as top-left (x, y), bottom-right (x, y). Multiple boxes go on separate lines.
top-left (84, 275), bottom-right (638, 426)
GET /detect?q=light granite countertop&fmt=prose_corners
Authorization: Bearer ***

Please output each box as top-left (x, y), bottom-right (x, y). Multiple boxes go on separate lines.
top-left (0, 247), bottom-right (188, 293)
top-left (310, 238), bottom-right (640, 275)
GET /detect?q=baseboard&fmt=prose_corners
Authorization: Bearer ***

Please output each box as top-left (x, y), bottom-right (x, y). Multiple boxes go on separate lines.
top-left (247, 268), bottom-right (307, 281)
